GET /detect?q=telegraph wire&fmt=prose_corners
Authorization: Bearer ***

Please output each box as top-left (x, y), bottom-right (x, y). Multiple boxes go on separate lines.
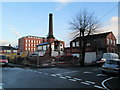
top-left (100, 2), bottom-right (113, 12)
top-left (98, 3), bottom-right (118, 21)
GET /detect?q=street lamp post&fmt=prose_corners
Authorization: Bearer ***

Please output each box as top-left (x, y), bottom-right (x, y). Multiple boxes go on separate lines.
top-left (37, 51), bottom-right (39, 67)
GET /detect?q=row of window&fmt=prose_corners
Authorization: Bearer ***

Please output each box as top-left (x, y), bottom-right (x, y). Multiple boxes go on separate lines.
top-left (107, 38), bottom-right (116, 46)
top-left (72, 41), bottom-right (91, 47)
top-left (72, 41), bottom-right (79, 47)
top-left (0, 50), bottom-right (17, 53)
top-left (38, 45), bottom-right (48, 51)
top-left (26, 44), bottom-right (37, 47)
top-left (72, 39), bottom-right (116, 48)
top-left (25, 39), bottom-right (41, 44)
top-left (25, 48), bottom-right (36, 51)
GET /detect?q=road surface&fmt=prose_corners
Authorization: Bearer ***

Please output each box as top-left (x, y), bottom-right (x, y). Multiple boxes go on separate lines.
top-left (0, 65), bottom-right (120, 89)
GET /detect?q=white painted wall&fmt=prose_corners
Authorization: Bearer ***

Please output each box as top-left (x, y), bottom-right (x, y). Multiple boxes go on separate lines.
top-left (85, 52), bottom-right (96, 63)
top-left (72, 52), bottom-right (96, 63)
top-left (51, 43), bottom-right (54, 51)
top-left (39, 51), bottom-right (46, 56)
top-left (51, 51), bottom-right (64, 57)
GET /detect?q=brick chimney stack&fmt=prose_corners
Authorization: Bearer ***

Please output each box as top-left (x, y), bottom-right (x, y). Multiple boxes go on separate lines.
top-left (47, 13), bottom-right (55, 43)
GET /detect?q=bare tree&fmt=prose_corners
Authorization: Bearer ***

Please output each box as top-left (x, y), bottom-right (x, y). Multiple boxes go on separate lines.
top-left (70, 10), bottom-right (100, 66)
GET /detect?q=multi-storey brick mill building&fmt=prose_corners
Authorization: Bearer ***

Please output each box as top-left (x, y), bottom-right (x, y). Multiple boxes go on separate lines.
top-left (18, 35), bottom-right (47, 53)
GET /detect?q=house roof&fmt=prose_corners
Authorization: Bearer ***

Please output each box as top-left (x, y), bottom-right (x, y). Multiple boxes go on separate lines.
top-left (36, 42), bottom-right (49, 46)
top-left (88, 32), bottom-right (112, 37)
top-left (0, 46), bottom-right (17, 50)
top-left (71, 32), bottom-right (113, 42)
top-left (36, 39), bottom-right (65, 47)
top-left (19, 35), bottom-right (46, 39)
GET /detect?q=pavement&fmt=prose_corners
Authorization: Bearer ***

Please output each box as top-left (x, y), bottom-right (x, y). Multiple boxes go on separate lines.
top-left (8, 63), bottom-right (23, 67)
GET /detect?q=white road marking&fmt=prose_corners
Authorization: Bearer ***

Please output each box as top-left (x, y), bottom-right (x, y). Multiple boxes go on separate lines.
top-left (0, 83), bottom-right (4, 89)
top-left (69, 79), bottom-right (76, 82)
top-left (97, 74), bottom-right (107, 77)
top-left (73, 78), bottom-right (82, 81)
top-left (38, 72), bottom-right (42, 74)
top-left (34, 71), bottom-right (37, 73)
top-left (64, 71), bottom-right (78, 74)
top-left (56, 74), bottom-right (62, 76)
top-left (44, 73), bottom-right (49, 75)
top-left (85, 81), bottom-right (95, 84)
top-left (0, 85), bottom-right (2, 89)
top-left (59, 76), bottom-right (66, 79)
top-left (65, 76), bottom-right (71, 78)
top-left (93, 68), bottom-right (101, 71)
top-left (102, 77), bottom-right (116, 90)
top-left (57, 71), bottom-right (78, 75)
top-left (81, 82), bottom-right (90, 85)
top-left (83, 72), bottom-right (92, 74)
top-left (30, 70), bottom-right (33, 71)
top-left (94, 85), bottom-right (104, 89)
top-left (51, 74), bottom-right (57, 77)
top-left (4, 68), bottom-right (7, 69)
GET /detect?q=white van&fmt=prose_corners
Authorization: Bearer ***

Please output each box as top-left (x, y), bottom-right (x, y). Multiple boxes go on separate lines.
top-left (103, 53), bottom-right (118, 60)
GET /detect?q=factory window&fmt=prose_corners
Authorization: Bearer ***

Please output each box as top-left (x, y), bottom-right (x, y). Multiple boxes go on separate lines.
top-left (34, 48), bottom-right (36, 51)
top-left (110, 39), bottom-right (112, 45)
top-left (76, 41), bottom-right (79, 47)
top-left (107, 38), bottom-right (109, 45)
top-left (38, 46), bottom-right (42, 50)
top-left (113, 40), bottom-right (116, 46)
top-left (86, 43), bottom-right (90, 46)
top-left (72, 42), bottom-right (75, 47)
top-left (43, 46), bottom-right (47, 51)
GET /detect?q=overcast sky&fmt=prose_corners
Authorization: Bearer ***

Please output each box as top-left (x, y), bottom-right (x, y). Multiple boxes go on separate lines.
top-left (1, 0), bottom-right (119, 47)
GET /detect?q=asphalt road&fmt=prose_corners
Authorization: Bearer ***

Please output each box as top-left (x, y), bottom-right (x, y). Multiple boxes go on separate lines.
top-left (0, 64), bottom-right (120, 89)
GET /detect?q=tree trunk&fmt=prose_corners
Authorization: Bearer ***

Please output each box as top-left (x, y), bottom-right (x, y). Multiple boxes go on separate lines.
top-left (79, 31), bottom-right (82, 66)
top-left (81, 44), bottom-right (85, 66)
top-left (80, 36), bottom-right (87, 66)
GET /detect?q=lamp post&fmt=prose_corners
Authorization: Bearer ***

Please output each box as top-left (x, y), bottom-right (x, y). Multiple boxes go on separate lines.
top-left (37, 51), bottom-right (40, 67)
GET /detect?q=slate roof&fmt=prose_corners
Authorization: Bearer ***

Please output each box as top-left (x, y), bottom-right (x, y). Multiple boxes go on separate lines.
top-left (0, 46), bottom-right (17, 50)
top-left (36, 42), bottom-right (49, 46)
top-left (71, 32), bottom-right (113, 42)
top-left (87, 32), bottom-right (112, 38)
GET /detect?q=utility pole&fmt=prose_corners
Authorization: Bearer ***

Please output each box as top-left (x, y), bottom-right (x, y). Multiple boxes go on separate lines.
top-left (37, 51), bottom-right (39, 67)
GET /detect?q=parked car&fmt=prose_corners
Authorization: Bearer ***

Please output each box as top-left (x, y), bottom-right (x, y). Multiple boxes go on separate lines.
top-left (0, 55), bottom-right (8, 66)
top-left (103, 53), bottom-right (118, 60)
top-left (92, 58), bottom-right (106, 66)
top-left (102, 59), bottom-right (120, 75)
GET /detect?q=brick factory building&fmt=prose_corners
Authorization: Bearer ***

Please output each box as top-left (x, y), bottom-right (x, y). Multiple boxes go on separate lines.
top-left (18, 35), bottom-right (47, 53)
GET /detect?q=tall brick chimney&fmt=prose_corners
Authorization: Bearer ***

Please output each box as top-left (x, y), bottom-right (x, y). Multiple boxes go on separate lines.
top-left (47, 13), bottom-right (55, 43)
